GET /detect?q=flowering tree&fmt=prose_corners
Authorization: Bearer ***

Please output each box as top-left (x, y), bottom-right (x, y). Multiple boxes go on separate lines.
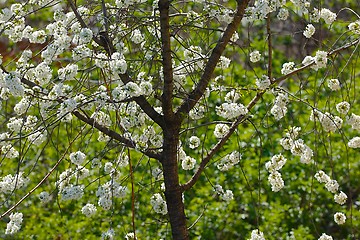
top-left (0, 0), bottom-right (360, 239)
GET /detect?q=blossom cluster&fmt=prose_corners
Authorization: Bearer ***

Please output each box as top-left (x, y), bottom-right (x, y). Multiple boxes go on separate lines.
top-left (81, 203), bottom-right (97, 217)
top-left (310, 109), bottom-right (343, 133)
top-left (96, 180), bottom-right (127, 210)
top-left (216, 89), bottom-right (248, 120)
top-left (216, 151), bottom-right (241, 171)
top-left (279, 126), bottom-right (313, 164)
top-left (0, 172), bottom-right (29, 194)
top-left (214, 184), bottom-right (234, 202)
top-left (249, 229), bottom-right (265, 240)
top-left (314, 170), bottom-right (347, 225)
top-left (150, 193), bottom-right (168, 215)
top-left (270, 91), bottom-right (288, 121)
top-left (5, 212), bottom-right (23, 235)
top-left (265, 154), bottom-right (287, 192)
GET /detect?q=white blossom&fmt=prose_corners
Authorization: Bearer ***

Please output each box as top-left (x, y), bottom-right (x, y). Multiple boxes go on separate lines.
top-left (216, 102), bottom-right (248, 119)
top-left (5, 212), bottom-right (23, 235)
top-left (268, 171), bottom-right (284, 192)
top-left (318, 233), bottom-right (333, 240)
top-left (189, 136), bottom-right (200, 149)
top-left (336, 101), bottom-right (350, 115)
top-left (61, 184), bottom-right (84, 201)
top-left (334, 212), bottom-right (346, 225)
top-left (348, 20), bottom-right (360, 34)
top-left (81, 203), bottom-right (97, 217)
top-left (347, 113), bottom-right (360, 130)
top-left (277, 8), bottom-right (289, 20)
top-left (38, 191), bottom-right (50, 203)
top-left (217, 151), bottom-right (241, 171)
top-left (69, 151), bottom-right (86, 166)
top-left (281, 62), bottom-right (297, 75)
top-left (249, 229), bottom-right (265, 240)
top-left (303, 24), bottom-right (315, 38)
top-left (150, 193), bottom-right (168, 215)
top-left (182, 156), bottom-right (196, 170)
top-left (348, 136), bottom-right (360, 148)
top-left (214, 124), bottom-right (230, 138)
top-left (255, 75), bottom-right (271, 90)
top-left (320, 8), bottom-right (336, 25)
top-left (334, 191), bottom-right (347, 205)
top-left (250, 50), bottom-right (261, 63)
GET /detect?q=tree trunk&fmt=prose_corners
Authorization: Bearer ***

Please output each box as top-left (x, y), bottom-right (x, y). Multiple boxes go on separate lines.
top-left (161, 126), bottom-right (189, 240)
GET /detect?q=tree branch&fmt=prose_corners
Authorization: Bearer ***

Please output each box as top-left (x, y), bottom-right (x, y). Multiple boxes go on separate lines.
top-left (175, 0), bottom-right (251, 121)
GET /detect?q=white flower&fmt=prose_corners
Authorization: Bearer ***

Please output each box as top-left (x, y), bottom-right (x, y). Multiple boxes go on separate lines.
top-left (217, 151), bottom-right (241, 171)
top-left (280, 137), bottom-right (293, 150)
top-left (347, 113), bottom-right (360, 130)
top-left (320, 112), bottom-right (342, 132)
top-left (250, 50), bottom-right (261, 63)
top-left (102, 229), bottom-right (115, 240)
top-left (125, 232), bottom-right (137, 240)
top-left (61, 184), bottom-right (84, 201)
top-left (336, 101), bottom-right (350, 115)
top-left (318, 233), bottom-right (333, 240)
top-left (81, 203), bottom-right (97, 217)
top-left (28, 132), bottom-right (46, 146)
top-left (327, 78), bottom-right (341, 91)
top-left (255, 75), bottom-right (271, 90)
top-left (182, 156), bottom-right (196, 170)
top-left (216, 102), bottom-right (248, 119)
top-left (38, 191), bottom-right (50, 203)
top-left (58, 64), bottom-right (78, 81)
top-left (249, 229), bottom-right (265, 240)
top-left (221, 190), bottom-right (234, 202)
top-left (325, 180), bottom-right (339, 193)
top-left (271, 105), bottom-right (287, 120)
top-left (348, 20), bottom-right (360, 34)
top-left (281, 62), bottom-right (297, 75)
top-left (277, 8), bottom-right (289, 21)
top-left (131, 29), bottom-right (144, 44)
top-left (348, 136), bottom-right (360, 148)
top-left (265, 154), bottom-right (287, 172)
top-left (334, 191), bottom-right (347, 205)
top-left (303, 24), bottom-right (315, 38)
top-left (0, 172), bottom-right (28, 194)
top-left (268, 171), bottom-right (284, 192)
top-left (150, 193), bottom-right (168, 215)
top-left (1, 144), bottom-right (19, 159)
top-left (314, 170), bottom-right (331, 184)
top-left (302, 55), bottom-right (314, 66)
top-left (189, 136), bottom-right (200, 149)
top-left (218, 56), bottom-right (231, 69)
top-left (334, 212), bottom-right (346, 225)
top-left (320, 8), bottom-right (336, 25)
top-left (314, 50), bottom-right (328, 69)
top-left (5, 212), bottom-right (23, 235)
top-left (214, 124), bottom-right (230, 138)
top-left (79, 28), bottom-right (93, 44)
top-left (231, 32), bottom-right (239, 42)
top-left (69, 151), bottom-right (86, 166)
top-left (225, 90), bottom-right (240, 103)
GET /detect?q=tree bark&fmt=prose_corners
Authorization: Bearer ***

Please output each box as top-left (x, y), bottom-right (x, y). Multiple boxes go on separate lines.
top-left (161, 125), bottom-right (189, 240)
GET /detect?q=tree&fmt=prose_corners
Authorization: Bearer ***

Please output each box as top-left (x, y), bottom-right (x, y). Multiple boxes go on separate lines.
top-left (0, 0), bottom-right (359, 239)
